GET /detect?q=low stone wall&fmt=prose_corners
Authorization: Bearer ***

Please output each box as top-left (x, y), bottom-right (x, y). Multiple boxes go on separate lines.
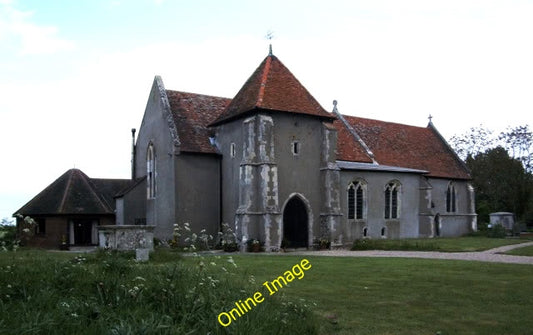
top-left (98, 225), bottom-right (155, 250)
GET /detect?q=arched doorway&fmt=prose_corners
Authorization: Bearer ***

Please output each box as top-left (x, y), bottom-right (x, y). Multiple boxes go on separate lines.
top-left (283, 196), bottom-right (309, 248)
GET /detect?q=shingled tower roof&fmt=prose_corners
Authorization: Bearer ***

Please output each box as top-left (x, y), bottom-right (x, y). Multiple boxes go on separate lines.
top-left (210, 54), bottom-right (334, 126)
top-left (15, 169), bottom-right (132, 216)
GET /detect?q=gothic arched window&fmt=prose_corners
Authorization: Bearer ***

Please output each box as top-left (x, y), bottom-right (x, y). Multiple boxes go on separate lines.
top-left (348, 180), bottom-right (366, 220)
top-left (147, 143), bottom-right (156, 199)
top-left (384, 181), bottom-right (401, 219)
top-left (446, 182), bottom-right (456, 213)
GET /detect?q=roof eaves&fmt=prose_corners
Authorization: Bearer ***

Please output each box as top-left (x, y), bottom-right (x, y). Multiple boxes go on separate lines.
top-left (427, 122), bottom-right (472, 178)
top-left (337, 160), bottom-right (428, 174)
top-left (114, 176), bottom-right (146, 198)
top-left (157, 77), bottom-right (181, 152)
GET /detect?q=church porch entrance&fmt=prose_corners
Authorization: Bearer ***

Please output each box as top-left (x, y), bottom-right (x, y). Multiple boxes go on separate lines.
top-left (69, 219), bottom-right (98, 246)
top-left (282, 196), bottom-right (309, 248)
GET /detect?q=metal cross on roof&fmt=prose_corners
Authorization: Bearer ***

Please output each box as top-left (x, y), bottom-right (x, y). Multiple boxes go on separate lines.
top-left (266, 30), bottom-right (274, 56)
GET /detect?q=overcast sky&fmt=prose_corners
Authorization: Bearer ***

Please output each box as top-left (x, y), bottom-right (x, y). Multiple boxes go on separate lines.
top-left (1, 0), bottom-right (532, 221)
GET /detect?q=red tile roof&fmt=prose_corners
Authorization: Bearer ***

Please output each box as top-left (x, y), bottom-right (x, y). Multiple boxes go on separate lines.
top-left (335, 115), bottom-right (471, 179)
top-left (166, 90), bottom-right (231, 154)
top-left (333, 118), bottom-right (375, 164)
top-left (210, 55), bottom-right (334, 126)
top-left (163, 54), bottom-right (469, 180)
top-left (15, 169), bottom-right (132, 216)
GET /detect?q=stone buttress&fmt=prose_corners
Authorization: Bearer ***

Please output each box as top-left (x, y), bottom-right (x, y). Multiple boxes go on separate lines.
top-left (319, 122), bottom-right (343, 246)
top-left (235, 114), bottom-right (282, 251)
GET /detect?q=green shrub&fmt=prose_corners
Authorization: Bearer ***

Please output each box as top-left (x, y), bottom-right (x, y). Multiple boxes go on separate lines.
top-left (477, 221), bottom-right (489, 232)
top-left (351, 238), bottom-right (440, 251)
top-left (487, 224), bottom-right (507, 238)
top-left (0, 223), bottom-right (18, 251)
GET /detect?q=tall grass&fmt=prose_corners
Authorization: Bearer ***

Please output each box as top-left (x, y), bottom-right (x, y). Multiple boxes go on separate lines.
top-left (0, 249), bottom-right (317, 334)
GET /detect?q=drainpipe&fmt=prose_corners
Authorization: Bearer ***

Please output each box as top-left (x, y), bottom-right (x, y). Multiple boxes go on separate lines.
top-left (131, 128), bottom-right (136, 180)
top-left (219, 155), bottom-right (223, 232)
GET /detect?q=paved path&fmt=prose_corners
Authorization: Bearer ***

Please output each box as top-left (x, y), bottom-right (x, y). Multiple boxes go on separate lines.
top-left (291, 241), bottom-right (533, 265)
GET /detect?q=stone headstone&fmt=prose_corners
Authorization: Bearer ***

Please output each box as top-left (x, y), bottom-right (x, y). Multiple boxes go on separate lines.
top-left (135, 248), bottom-right (150, 262)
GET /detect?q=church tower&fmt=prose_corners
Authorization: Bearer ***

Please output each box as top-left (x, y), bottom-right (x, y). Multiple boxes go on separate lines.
top-left (210, 51), bottom-right (342, 250)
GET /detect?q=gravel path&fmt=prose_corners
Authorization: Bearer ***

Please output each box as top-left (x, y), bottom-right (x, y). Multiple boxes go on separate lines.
top-left (290, 241), bottom-right (533, 265)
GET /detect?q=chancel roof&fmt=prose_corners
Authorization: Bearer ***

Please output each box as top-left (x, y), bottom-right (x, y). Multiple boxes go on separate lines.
top-left (335, 115), bottom-right (471, 179)
top-left (15, 169), bottom-right (132, 216)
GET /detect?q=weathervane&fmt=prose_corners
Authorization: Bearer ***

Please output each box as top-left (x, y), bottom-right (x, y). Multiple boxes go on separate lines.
top-left (266, 30), bottom-right (274, 56)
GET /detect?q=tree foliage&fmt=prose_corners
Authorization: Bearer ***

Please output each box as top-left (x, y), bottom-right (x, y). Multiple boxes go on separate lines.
top-left (449, 124), bottom-right (533, 224)
top-left (449, 124), bottom-right (532, 173)
top-left (466, 147), bottom-right (531, 223)
top-left (499, 125), bottom-right (532, 173)
top-left (449, 125), bottom-right (496, 161)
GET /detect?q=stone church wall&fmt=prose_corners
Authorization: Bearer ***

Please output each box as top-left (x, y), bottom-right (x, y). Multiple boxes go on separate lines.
top-left (339, 170), bottom-right (421, 242)
top-left (134, 77), bottom-right (177, 241)
top-left (214, 112), bottom-right (338, 249)
top-left (174, 153), bottom-right (220, 242)
top-left (427, 178), bottom-right (477, 237)
top-left (273, 113), bottom-right (331, 247)
top-left (213, 117), bottom-right (244, 232)
top-left (116, 179), bottom-right (147, 226)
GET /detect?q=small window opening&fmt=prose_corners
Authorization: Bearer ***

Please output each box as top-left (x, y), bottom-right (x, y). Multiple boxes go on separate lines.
top-left (381, 227), bottom-right (386, 238)
top-left (363, 227), bottom-right (368, 237)
top-left (292, 141), bottom-right (300, 155)
top-left (230, 143), bottom-right (236, 158)
top-left (147, 143), bottom-right (156, 199)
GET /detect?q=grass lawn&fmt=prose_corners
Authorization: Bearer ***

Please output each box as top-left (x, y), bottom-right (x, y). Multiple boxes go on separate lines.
top-left (195, 253), bottom-right (533, 335)
top-left (351, 236), bottom-right (530, 252)
top-left (504, 245), bottom-right (533, 256)
top-left (1, 249), bottom-right (532, 335)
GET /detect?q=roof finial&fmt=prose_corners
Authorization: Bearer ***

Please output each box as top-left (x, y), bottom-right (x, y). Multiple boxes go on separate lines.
top-left (428, 114), bottom-right (433, 124)
top-left (266, 30), bottom-right (274, 56)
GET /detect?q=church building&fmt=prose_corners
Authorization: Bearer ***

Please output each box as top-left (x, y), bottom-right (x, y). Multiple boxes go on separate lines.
top-left (16, 50), bottom-right (477, 250)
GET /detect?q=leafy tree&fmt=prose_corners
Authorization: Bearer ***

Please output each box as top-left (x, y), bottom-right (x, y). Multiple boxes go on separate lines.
top-left (499, 125), bottom-right (532, 173)
top-left (466, 147), bottom-right (532, 223)
top-left (449, 125), bottom-right (496, 161)
top-left (450, 124), bottom-right (533, 225)
top-left (449, 124), bottom-right (532, 172)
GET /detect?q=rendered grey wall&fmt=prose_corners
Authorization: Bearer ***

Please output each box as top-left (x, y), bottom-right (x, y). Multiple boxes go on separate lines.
top-left (213, 119), bottom-right (243, 230)
top-left (427, 178), bottom-right (476, 237)
top-left (339, 170), bottom-right (422, 241)
top-left (273, 113), bottom-right (325, 246)
top-left (121, 179), bottom-right (147, 226)
top-left (133, 77), bottom-right (176, 240)
top-left (175, 153), bottom-right (220, 242)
